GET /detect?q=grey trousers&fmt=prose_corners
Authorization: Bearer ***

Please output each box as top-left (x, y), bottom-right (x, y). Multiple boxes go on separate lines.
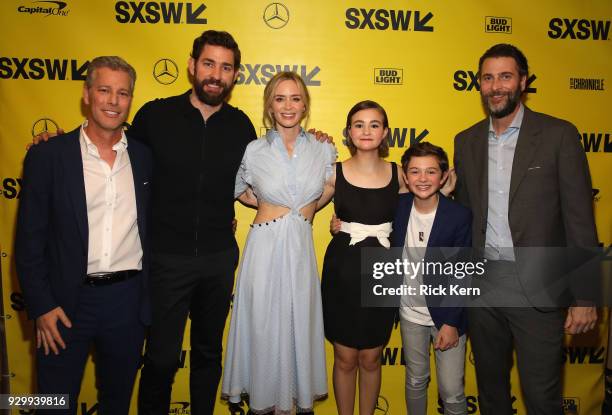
top-left (400, 319), bottom-right (467, 415)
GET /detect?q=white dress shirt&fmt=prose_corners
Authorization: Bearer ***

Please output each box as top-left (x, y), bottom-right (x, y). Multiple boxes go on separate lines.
top-left (80, 122), bottom-right (142, 274)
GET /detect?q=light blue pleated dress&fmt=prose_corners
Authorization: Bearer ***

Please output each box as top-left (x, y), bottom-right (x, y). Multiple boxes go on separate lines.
top-left (221, 129), bottom-right (335, 414)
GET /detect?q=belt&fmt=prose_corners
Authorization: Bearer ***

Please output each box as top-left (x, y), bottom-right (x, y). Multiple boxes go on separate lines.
top-left (84, 269), bottom-right (140, 286)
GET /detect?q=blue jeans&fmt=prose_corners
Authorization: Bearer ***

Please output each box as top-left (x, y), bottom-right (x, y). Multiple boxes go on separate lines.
top-left (400, 319), bottom-right (467, 415)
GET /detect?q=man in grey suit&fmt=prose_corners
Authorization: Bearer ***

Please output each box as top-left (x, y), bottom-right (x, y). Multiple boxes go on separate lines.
top-left (453, 43), bottom-right (598, 414)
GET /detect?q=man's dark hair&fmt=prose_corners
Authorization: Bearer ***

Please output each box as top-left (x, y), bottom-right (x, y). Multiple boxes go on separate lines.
top-left (478, 43), bottom-right (528, 78)
top-left (191, 30), bottom-right (241, 69)
top-left (401, 142), bottom-right (449, 173)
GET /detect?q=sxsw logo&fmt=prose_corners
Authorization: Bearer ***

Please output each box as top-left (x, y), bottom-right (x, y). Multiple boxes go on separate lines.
top-left (17, 1), bottom-right (70, 16)
top-left (388, 128), bottom-right (429, 147)
top-left (0, 178), bottom-right (22, 200)
top-left (562, 397), bottom-right (580, 415)
top-left (485, 16), bottom-right (511, 33)
top-left (235, 64), bottom-right (321, 86)
top-left (0, 57), bottom-right (88, 80)
top-left (437, 396), bottom-right (517, 414)
top-left (548, 18), bottom-right (610, 40)
top-left (562, 346), bottom-right (605, 364)
top-left (453, 70), bottom-right (538, 93)
top-left (345, 8), bottom-right (433, 32)
top-left (581, 132), bottom-right (611, 152)
top-left (374, 68), bottom-right (403, 85)
top-left (115, 1), bottom-right (207, 24)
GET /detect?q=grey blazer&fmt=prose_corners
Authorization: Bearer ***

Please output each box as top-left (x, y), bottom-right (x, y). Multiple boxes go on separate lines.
top-left (453, 106), bottom-right (598, 306)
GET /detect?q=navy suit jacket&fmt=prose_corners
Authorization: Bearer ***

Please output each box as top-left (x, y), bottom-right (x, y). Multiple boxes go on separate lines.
top-left (391, 193), bottom-right (472, 335)
top-left (15, 127), bottom-right (153, 324)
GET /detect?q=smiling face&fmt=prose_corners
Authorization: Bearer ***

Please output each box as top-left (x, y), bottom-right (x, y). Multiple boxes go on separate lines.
top-left (189, 44), bottom-right (238, 106)
top-left (269, 79), bottom-right (306, 129)
top-left (82, 67), bottom-right (132, 136)
top-left (347, 108), bottom-right (389, 154)
top-left (479, 56), bottom-right (526, 119)
top-left (404, 155), bottom-right (448, 201)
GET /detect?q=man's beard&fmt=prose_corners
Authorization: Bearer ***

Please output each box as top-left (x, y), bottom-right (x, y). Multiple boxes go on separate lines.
top-left (481, 86), bottom-right (522, 119)
top-left (194, 76), bottom-right (232, 106)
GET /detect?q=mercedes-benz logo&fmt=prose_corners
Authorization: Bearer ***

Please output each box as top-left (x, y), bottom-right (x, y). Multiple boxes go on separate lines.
top-left (153, 58), bottom-right (179, 85)
top-left (374, 395), bottom-right (389, 414)
top-left (263, 3), bottom-right (289, 29)
top-left (31, 118), bottom-right (59, 137)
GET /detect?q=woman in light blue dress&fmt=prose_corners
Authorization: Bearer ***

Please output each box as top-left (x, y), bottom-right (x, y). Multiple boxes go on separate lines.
top-left (221, 72), bottom-right (336, 414)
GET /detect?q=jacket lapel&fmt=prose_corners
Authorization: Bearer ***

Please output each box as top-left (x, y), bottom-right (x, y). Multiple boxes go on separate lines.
top-left (63, 130), bottom-right (88, 250)
top-left (472, 122), bottom-right (489, 229)
top-left (509, 107), bottom-right (541, 203)
top-left (127, 140), bottom-right (146, 243)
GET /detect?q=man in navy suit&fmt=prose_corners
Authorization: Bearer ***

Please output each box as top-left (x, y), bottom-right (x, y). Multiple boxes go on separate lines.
top-left (392, 142), bottom-right (472, 415)
top-left (15, 56), bottom-right (152, 415)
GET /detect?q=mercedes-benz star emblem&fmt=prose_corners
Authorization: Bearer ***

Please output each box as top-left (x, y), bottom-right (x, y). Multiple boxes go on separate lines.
top-left (263, 3), bottom-right (289, 29)
top-left (153, 58), bottom-right (179, 85)
top-left (31, 118), bottom-right (59, 137)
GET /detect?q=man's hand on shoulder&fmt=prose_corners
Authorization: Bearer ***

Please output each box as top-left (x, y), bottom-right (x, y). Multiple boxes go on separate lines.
top-left (564, 306), bottom-right (597, 334)
top-left (36, 306), bottom-right (72, 355)
top-left (27, 128), bottom-right (65, 150)
top-left (307, 128), bottom-right (334, 144)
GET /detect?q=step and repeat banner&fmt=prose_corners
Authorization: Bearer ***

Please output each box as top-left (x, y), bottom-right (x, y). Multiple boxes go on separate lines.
top-left (0, 0), bottom-right (610, 414)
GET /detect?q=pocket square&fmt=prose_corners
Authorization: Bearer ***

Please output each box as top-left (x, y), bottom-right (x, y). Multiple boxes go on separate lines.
top-left (143, 181), bottom-right (149, 185)
top-left (527, 166), bottom-right (541, 170)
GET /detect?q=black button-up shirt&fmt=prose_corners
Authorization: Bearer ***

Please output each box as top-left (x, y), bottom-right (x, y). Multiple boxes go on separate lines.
top-left (128, 90), bottom-right (256, 255)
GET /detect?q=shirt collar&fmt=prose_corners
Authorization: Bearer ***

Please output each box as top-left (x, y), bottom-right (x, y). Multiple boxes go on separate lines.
top-left (80, 120), bottom-right (128, 153)
top-left (488, 102), bottom-right (525, 135)
top-left (265, 127), bottom-right (309, 145)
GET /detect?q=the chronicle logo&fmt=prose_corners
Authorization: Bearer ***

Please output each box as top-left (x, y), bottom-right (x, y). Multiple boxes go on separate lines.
top-left (581, 132), bottom-right (611, 153)
top-left (153, 58), bottom-right (179, 84)
top-left (345, 8), bottom-right (433, 32)
top-left (562, 397), bottom-right (580, 415)
top-left (236, 64), bottom-right (320, 86)
top-left (374, 68), bottom-right (403, 85)
top-left (115, 1), bottom-right (207, 24)
top-left (0, 57), bottom-right (88, 80)
top-left (485, 16), bottom-right (511, 33)
top-left (453, 70), bottom-right (537, 93)
top-left (263, 3), bottom-right (289, 29)
top-left (548, 18), bottom-right (610, 40)
top-left (569, 77), bottom-right (604, 91)
top-left (32, 118), bottom-right (59, 137)
top-left (17, 1), bottom-right (69, 17)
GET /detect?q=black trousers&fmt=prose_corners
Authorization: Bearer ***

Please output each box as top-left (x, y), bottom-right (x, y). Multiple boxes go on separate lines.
top-left (138, 246), bottom-right (238, 415)
top-left (37, 274), bottom-right (145, 415)
top-left (468, 261), bottom-right (565, 415)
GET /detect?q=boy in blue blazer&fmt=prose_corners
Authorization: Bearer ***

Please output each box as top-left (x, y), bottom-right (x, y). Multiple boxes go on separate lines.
top-left (392, 142), bottom-right (472, 415)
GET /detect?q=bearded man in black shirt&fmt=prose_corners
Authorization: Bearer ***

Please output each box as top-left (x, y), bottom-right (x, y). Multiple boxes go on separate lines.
top-left (129, 31), bottom-right (256, 415)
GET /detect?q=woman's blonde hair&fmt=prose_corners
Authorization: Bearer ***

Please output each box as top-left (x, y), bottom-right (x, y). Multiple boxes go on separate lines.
top-left (263, 71), bottom-right (311, 129)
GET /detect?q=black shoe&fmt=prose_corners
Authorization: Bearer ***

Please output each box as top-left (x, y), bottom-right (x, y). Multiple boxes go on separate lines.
top-left (603, 368), bottom-right (612, 415)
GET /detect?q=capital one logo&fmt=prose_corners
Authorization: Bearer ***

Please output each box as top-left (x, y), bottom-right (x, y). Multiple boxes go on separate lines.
top-left (235, 64), bottom-right (321, 86)
top-left (453, 70), bottom-right (537, 93)
top-left (115, 1), bottom-right (207, 24)
top-left (345, 8), bottom-right (433, 32)
top-left (17, 1), bottom-right (70, 16)
top-left (548, 18), bottom-right (610, 40)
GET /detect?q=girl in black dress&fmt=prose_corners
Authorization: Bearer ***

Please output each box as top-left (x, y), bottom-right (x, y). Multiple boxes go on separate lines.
top-left (321, 101), bottom-right (407, 414)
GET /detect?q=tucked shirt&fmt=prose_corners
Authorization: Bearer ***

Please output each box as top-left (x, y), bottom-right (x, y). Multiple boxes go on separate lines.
top-left (80, 121), bottom-right (142, 274)
top-left (128, 91), bottom-right (257, 256)
top-left (485, 104), bottom-right (524, 261)
top-left (400, 205), bottom-right (436, 326)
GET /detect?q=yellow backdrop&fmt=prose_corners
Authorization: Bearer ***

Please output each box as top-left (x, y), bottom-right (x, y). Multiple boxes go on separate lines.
top-left (0, 0), bottom-right (610, 414)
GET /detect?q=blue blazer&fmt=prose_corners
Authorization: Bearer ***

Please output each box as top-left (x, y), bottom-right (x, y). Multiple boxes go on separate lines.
top-left (15, 128), bottom-right (153, 324)
top-left (391, 193), bottom-right (472, 335)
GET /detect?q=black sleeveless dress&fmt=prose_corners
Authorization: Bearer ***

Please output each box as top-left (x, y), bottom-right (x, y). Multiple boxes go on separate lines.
top-left (321, 162), bottom-right (399, 349)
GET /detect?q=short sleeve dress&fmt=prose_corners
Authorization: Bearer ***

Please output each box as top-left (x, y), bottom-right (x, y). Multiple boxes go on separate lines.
top-left (221, 129), bottom-right (335, 414)
top-left (321, 162), bottom-right (399, 349)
